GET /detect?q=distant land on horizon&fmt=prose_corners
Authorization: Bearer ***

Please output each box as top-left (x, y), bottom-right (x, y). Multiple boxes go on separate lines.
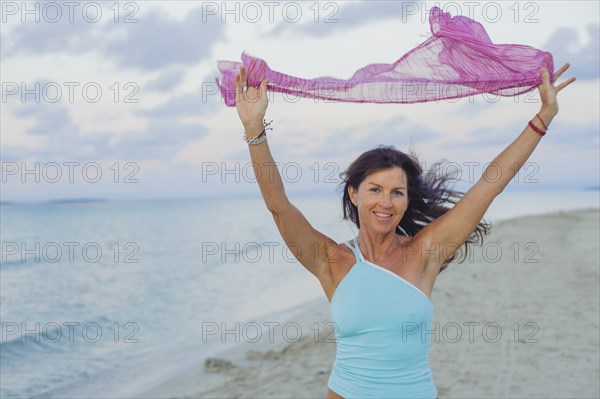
top-left (1, 186), bottom-right (599, 206)
top-left (0, 198), bottom-right (108, 206)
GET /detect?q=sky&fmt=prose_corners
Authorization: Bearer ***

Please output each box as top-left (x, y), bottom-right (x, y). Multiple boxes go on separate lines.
top-left (1, 0), bottom-right (599, 202)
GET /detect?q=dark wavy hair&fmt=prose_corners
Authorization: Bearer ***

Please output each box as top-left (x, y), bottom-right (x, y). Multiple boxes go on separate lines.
top-left (338, 145), bottom-right (491, 273)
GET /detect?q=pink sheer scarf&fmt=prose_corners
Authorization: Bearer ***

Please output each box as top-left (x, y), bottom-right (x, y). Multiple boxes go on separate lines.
top-left (215, 6), bottom-right (554, 107)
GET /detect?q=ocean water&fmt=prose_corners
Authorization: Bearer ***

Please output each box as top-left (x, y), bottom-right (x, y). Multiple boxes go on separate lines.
top-left (1, 189), bottom-right (598, 398)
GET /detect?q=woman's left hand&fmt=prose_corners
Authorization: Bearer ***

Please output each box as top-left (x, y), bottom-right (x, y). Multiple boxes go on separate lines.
top-left (539, 63), bottom-right (576, 120)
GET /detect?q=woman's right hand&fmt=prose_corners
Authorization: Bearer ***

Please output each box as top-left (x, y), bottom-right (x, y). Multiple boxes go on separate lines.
top-left (235, 63), bottom-right (269, 136)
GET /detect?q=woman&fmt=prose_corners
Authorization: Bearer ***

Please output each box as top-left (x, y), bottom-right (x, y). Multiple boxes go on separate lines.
top-left (232, 63), bottom-right (575, 398)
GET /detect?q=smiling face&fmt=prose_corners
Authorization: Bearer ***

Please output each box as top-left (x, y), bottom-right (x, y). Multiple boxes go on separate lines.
top-left (348, 167), bottom-right (410, 235)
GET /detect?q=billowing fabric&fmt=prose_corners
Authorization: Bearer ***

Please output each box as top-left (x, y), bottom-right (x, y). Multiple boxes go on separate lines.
top-left (327, 237), bottom-right (437, 399)
top-left (215, 6), bottom-right (554, 107)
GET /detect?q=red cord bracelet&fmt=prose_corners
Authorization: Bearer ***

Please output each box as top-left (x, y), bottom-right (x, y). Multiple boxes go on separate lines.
top-left (535, 113), bottom-right (548, 131)
top-left (528, 120), bottom-right (546, 137)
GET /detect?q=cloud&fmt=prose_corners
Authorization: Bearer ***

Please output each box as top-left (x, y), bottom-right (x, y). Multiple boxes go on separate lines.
top-left (6, 99), bottom-right (207, 162)
top-left (2, 6), bottom-right (225, 70)
top-left (2, 7), bottom-right (97, 58)
top-left (105, 8), bottom-right (223, 70)
top-left (547, 120), bottom-right (600, 145)
top-left (116, 117), bottom-right (206, 159)
top-left (264, 114), bottom-right (440, 160)
top-left (7, 101), bottom-right (93, 160)
top-left (542, 23), bottom-right (600, 80)
top-left (356, 116), bottom-right (439, 149)
top-left (3, 66), bottom-right (220, 163)
top-left (269, 0), bottom-right (421, 37)
top-left (138, 75), bottom-right (221, 118)
top-left (145, 69), bottom-right (186, 92)
top-left (440, 119), bottom-right (520, 148)
top-left (440, 118), bottom-right (599, 149)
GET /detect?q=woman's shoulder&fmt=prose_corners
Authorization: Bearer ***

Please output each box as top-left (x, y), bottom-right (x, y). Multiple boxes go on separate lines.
top-left (327, 239), bottom-right (355, 268)
top-left (320, 240), bottom-right (358, 299)
top-left (397, 233), bottom-right (431, 264)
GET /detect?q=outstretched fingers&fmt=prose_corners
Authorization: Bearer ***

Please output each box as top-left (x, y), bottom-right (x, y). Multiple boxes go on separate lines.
top-left (235, 64), bottom-right (249, 104)
top-left (556, 76), bottom-right (576, 93)
top-left (552, 63), bottom-right (576, 93)
top-left (240, 65), bottom-right (247, 89)
top-left (541, 62), bottom-right (576, 94)
top-left (553, 63), bottom-right (570, 80)
top-left (259, 79), bottom-right (269, 95)
top-left (235, 72), bottom-right (240, 103)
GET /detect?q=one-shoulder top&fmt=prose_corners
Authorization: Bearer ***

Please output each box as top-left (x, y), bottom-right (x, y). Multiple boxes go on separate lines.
top-left (327, 236), bottom-right (438, 399)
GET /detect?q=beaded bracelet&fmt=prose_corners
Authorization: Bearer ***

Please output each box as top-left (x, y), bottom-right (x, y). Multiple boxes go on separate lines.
top-left (243, 119), bottom-right (273, 145)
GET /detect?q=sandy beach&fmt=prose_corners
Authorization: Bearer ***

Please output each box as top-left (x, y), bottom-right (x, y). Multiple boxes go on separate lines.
top-left (137, 208), bottom-right (600, 399)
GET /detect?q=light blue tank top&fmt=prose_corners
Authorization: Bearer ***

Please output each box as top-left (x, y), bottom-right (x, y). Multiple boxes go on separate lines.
top-left (328, 236), bottom-right (438, 399)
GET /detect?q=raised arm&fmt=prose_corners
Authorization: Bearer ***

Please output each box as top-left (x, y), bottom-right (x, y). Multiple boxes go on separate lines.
top-left (234, 64), bottom-right (337, 282)
top-left (419, 64), bottom-right (576, 274)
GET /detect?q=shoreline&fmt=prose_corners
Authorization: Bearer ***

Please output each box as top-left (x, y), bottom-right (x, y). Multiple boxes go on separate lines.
top-left (136, 207), bottom-right (600, 399)
top-left (135, 296), bottom-right (333, 399)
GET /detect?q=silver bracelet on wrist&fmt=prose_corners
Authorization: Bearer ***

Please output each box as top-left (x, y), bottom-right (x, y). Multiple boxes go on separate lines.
top-left (244, 119), bottom-right (273, 145)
